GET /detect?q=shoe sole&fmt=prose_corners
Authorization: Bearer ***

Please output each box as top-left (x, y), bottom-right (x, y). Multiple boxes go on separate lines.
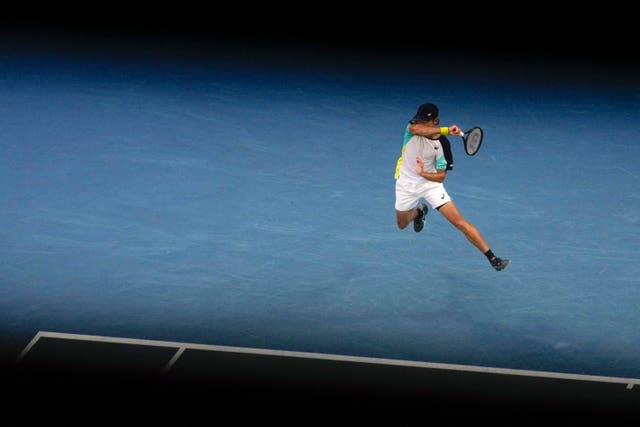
top-left (413, 204), bottom-right (428, 233)
top-left (495, 260), bottom-right (510, 271)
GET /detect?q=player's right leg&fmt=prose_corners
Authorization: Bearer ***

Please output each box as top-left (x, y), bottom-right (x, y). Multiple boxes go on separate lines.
top-left (395, 181), bottom-right (427, 231)
top-left (395, 204), bottom-right (427, 231)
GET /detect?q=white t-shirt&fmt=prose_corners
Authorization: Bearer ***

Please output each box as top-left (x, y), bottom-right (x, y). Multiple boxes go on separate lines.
top-left (397, 134), bottom-right (448, 190)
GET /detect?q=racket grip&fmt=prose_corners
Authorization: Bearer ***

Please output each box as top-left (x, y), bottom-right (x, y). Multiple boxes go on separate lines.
top-left (459, 131), bottom-right (464, 137)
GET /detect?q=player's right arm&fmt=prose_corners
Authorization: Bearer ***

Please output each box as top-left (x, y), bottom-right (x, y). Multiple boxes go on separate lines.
top-left (409, 123), bottom-right (462, 138)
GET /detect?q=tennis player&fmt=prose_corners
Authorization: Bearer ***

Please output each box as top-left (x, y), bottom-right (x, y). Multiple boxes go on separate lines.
top-left (394, 102), bottom-right (510, 271)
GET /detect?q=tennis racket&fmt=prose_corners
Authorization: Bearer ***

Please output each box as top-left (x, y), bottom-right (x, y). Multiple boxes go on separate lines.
top-left (459, 126), bottom-right (483, 156)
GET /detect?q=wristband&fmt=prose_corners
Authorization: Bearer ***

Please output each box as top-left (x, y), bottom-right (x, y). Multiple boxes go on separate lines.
top-left (439, 127), bottom-right (449, 136)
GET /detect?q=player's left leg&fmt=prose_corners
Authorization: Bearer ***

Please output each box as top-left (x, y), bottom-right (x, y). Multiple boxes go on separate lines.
top-left (437, 200), bottom-right (490, 252)
top-left (438, 201), bottom-right (509, 270)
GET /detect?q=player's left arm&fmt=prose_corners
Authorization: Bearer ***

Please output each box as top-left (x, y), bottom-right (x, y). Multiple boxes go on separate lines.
top-left (416, 157), bottom-right (447, 182)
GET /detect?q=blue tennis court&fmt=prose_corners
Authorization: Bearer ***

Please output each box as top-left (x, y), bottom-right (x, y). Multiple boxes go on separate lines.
top-left (1, 41), bottom-right (639, 384)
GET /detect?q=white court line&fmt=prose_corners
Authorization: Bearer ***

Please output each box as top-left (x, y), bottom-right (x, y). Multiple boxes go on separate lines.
top-left (16, 330), bottom-right (640, 390)
top-left (162, 347), bottom-right (186, 374)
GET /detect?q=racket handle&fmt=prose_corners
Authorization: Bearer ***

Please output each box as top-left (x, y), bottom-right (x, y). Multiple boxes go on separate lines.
top-left (459, 131), bottom-right (465, 137)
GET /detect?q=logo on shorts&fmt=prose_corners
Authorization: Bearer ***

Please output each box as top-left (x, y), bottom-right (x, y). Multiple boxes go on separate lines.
top-left (441, 193), bottom-right (445, 199)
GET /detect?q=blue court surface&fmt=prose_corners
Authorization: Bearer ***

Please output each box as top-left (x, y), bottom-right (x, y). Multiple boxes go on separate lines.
top-left (1, 44), bottom-right (639, 385)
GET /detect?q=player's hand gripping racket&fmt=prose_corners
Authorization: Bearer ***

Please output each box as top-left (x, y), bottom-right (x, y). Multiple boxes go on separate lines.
top-left (459, 126), bottom-right (483, 156)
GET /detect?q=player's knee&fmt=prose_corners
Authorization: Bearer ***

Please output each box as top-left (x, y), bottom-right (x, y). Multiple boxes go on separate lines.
top-left (459, 221), bottom-right (480, 238)
top-left (453, 219), bottom-right (469, 232)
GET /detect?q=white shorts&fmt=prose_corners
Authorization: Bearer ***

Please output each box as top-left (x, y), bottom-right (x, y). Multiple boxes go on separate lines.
top-left (395, 179), bottom-right (452, 211)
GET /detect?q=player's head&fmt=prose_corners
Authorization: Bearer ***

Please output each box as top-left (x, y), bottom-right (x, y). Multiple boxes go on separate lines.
top-left (410, 102), bottom-right (439, 124)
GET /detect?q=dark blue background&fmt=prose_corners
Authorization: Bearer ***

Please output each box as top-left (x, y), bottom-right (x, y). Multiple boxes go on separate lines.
top-left (1, 10), bottom-right (638, 381)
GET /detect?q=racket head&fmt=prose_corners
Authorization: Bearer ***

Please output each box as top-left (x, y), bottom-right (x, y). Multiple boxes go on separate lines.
top-left (463, 126), bottom-right (483, 156)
